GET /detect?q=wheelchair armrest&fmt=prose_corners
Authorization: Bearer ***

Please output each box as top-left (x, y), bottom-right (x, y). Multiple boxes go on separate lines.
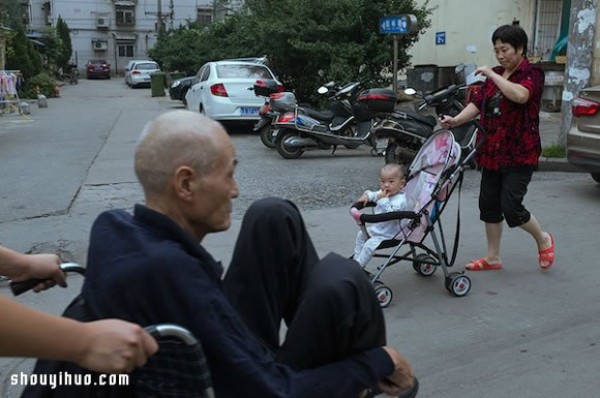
top-left (360, 211), bottom-right (420, 224)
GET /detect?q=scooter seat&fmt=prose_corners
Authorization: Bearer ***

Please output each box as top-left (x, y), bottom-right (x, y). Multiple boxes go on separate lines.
top-left (391, 109), bottom-right (437, 128)
top-left (301, 108), bottom-right (335, 122)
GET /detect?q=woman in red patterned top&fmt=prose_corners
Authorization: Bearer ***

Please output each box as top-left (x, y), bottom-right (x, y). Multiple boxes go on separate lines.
top-left (439, 24), bottom-right (555, 271)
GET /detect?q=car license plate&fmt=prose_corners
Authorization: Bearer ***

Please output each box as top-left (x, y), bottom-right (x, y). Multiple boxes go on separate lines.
top-left (240, 107), bottom-right (259, 115)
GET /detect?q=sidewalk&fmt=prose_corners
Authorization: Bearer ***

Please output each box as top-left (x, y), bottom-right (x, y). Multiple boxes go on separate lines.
top-left (538, 110), bottom-right (578, 171)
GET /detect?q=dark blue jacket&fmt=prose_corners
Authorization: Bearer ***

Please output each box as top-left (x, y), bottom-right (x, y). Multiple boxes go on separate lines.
top-left (82, 205), bottom-right (393, 398)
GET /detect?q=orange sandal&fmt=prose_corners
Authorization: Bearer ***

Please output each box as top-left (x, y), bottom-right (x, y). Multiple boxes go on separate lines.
top-left (465, 258), bottom-right (502, 271)
top-left (539, 233), bottom-right (555, 271)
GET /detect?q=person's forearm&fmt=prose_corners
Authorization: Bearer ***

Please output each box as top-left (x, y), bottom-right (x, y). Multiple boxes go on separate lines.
top-left (0, 295), bottom-right (86, 363)
top-left (451, 102), bottom-right (480, 127)
top-left (0, 245), bottom-right (27, 277)
top-left (487, 71), bottom-right (530, 103)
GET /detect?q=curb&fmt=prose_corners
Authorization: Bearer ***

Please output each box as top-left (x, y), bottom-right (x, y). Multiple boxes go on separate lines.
top-left (537, 157), bottom-right (582, 172)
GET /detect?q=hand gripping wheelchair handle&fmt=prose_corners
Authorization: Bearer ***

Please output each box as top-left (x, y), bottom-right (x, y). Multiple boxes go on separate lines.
top-left (10, 262), bottom-right (86, 296)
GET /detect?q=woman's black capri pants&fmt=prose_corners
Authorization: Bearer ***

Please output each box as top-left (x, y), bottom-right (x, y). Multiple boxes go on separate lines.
top-left (479, 165), bottom-right (534, 228)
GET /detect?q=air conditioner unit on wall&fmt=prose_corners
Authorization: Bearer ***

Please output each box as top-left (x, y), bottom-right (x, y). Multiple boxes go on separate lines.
top-left (93, 40), bottom-right (108, 50)
top-left (96, 17), bottom-right (109, 28)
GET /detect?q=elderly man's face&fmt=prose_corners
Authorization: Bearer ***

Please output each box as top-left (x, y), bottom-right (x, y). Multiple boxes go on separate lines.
top-left (191, 131), bottom-right (239, 237)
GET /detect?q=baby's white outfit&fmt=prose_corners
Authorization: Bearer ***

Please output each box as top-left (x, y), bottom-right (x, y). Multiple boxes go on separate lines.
top-left (353, 190), bottom-right (409, 267)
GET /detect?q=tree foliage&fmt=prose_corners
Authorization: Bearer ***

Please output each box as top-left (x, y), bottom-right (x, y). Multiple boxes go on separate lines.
top-left (56, 16), bottom-right (73, 69)
top-left (0, 0), bottom-right (25, 29)
top-left (5, 27), bottom-right (42, 79)
top-left (150, 0), bottom-right (431, 101)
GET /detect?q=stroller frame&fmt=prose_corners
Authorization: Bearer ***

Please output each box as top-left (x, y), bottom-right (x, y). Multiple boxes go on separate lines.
top-left (354, 129), bottom-right (477, 307)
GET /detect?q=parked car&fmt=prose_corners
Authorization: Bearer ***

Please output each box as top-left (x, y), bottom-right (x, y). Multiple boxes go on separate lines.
top-left (184, 60), bottom-right (281, 122)
top-left (568, 86), bottom-right (600, 183)
top-left (124, 59), bottom-right (150, 74)
top-left (125, 61), bottom-right (161, 88)
top-left (169, 76), bottom-right (195, 105)
top-left (86, 59), bottom-right (111, 79)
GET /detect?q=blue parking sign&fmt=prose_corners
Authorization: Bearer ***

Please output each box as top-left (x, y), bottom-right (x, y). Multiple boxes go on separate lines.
top-left (436, 32), bottom-right (446, 45)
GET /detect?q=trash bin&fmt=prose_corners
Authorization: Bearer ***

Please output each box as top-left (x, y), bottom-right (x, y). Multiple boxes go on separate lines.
top-left (406, 64), bottom-right (438, 94)
top-left (151, 72), bottom-right (166, 97)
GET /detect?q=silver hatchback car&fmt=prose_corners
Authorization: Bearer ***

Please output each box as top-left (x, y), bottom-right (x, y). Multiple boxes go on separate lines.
top-left (568, 86), bottom-right (600, 183)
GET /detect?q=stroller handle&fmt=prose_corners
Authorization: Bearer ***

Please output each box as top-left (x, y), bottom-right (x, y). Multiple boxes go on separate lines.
top-left (10, 262), bottom-right (86, 296)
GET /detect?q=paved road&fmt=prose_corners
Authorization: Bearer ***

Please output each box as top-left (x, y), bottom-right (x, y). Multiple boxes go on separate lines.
top-left (1, 78), bottom-right (600, 398)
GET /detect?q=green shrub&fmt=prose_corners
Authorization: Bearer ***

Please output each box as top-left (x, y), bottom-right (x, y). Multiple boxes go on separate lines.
top-left (20, 72), bottom-right (57, 99)
top-left (541, 144), bottom-right (565, 158)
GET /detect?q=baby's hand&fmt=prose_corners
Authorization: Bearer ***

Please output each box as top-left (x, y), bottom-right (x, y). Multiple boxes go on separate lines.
top-left (357, 193), bottom-right (369, 206)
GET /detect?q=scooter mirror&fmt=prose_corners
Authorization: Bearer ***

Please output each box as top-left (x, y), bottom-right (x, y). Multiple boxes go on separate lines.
top-left (317, 86), bottom-right (329, 95)
top-left (404, 88), bottom-right (417, 96)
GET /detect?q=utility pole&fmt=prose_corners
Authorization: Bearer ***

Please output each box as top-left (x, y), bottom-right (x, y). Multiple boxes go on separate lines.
top-left (558, 0), bottom-right (596, 146)
top-left (157, 0), bottom-right (163, 34)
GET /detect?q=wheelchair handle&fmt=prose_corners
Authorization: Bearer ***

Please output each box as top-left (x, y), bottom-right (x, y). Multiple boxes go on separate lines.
top-left (144, 324), bottom-right (199, 346)
top-left (10, 262), bottom-right (86, 296)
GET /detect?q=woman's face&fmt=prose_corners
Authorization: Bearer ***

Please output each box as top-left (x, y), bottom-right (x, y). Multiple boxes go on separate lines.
top-left (493, 40), bottom-right (523, 72)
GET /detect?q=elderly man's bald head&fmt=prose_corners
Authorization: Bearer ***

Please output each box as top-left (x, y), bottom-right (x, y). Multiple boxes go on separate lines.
top-left (135, 110), bottom-right (228, 195)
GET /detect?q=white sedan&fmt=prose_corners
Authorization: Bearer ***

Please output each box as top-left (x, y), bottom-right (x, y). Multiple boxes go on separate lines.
top-left (185, 60), bottom-right (280, 122)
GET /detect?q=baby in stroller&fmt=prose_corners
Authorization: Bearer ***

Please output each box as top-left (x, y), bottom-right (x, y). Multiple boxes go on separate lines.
top-left (350, 163), bottom-right (413, 270)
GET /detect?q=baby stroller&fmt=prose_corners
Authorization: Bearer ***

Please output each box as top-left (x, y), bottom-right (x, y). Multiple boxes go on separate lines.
top-left (352, 128), bottom-right (480, 308)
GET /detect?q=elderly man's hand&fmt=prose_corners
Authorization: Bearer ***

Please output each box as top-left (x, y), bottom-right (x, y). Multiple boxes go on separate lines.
top-left (378, 346), bottom-right (415, 396)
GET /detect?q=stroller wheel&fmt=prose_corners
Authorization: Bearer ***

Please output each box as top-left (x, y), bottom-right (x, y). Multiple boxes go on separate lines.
top-left (374, 284), bottom-right (393, 308)
top-left (412, 254), bottom-right (437, 277)
top-left (445, 272), bottom-right (471, 297)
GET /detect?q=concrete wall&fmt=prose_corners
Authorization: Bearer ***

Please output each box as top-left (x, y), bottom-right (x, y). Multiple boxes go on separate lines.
top-left (408, 0), bottom-right (537, 68)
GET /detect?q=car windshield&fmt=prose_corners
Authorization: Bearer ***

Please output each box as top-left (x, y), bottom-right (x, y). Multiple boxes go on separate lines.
top-left (89, 59), bottom-right (106, 64)
top-left (216, 64), bottom-right (272, 79)
top-left (136, 63), bottom-right (159, 70)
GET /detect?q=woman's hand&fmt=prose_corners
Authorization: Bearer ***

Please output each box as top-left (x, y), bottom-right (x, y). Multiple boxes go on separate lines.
top-left (439, 115), bottom-right (456, 129)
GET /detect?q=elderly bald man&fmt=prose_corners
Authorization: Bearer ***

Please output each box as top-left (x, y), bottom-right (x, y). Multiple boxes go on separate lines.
top-left (81, 110), bottom-right (417, 398)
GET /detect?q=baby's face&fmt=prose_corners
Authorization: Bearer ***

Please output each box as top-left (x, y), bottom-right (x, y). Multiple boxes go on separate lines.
top-left (379, 169), bottom-right (405, 196)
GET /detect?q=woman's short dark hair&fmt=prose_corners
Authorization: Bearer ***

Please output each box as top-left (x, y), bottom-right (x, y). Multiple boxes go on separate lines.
top-left (492, 24), bottom-right (528, 55)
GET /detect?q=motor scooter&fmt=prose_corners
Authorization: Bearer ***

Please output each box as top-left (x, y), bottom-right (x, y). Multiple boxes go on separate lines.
top-left (369, 84), bottom-right (480, 166)
top-left (272, 82), bottom-right (384, 159)
top-left (252, 79), bottom-right (285, 148)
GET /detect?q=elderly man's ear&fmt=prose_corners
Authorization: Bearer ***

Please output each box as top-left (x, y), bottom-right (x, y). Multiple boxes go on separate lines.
top-left (173, 166), bottom-right (198, 200)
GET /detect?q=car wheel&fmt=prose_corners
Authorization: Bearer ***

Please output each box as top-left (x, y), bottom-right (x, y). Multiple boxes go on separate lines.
top-left (592, 173), bottom-right (600, 183)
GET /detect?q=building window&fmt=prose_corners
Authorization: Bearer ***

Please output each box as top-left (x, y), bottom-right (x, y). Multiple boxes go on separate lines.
top-left (196, 7), bottom-right (213, 26)
top-left (115, 7), bottom-right (135, 26)
top-left (117, 43), bottom-right (134, 57)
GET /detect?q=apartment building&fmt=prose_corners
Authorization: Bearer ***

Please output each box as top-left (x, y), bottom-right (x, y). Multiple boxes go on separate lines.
top-left (24, 0), bottom-right (243, 74)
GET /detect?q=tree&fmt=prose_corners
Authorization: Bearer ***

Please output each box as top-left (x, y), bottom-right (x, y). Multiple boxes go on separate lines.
top-left (5, 27), bottom-right (41, 79)
top-left (0, 0), bottom-right (25, 29)
top-left (56, 16), bottom-right (72, 69)
top-left (150, 0), bottom-right (432, 102)
top-left (242, 0), bottom-right (431, 101)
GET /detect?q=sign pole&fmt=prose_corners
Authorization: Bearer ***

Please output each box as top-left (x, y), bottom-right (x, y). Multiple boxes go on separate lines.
top-left (379, 14), bottom-right (417, 93)
top-left (393, 35), bottom-right (399, 93)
